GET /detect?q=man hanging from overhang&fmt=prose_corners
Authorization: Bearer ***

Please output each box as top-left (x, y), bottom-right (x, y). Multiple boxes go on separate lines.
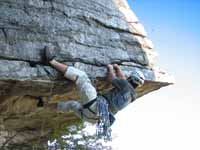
top-left (44, 46), bottom-right (145, 140)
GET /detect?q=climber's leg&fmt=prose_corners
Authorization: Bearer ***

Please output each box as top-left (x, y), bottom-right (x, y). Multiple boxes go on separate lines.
top-left (57, 101), bottom-right (82, 115)
top-left (47, 101), bottom-right (84, 119)
top-left (49, 62), bottom-right (97, 104)
top-left (45, 45), bottom-right (97, 104)
top-left (57, 100), bottom-right (98, 122)
top-left (107, 64), bottom-right (116, 82)
top-left (64, 67), bottom-right (97, 103)
top-left (113, 64), bottom-right (126, 80)
top-left (44, 46), bottom-right (68, 74)
top-left (48, 62), bottom-right (97, 105)
top-left (57, 101), bottom-right (81, 112)
top-left (64, 67), bottom-right (98, 122)
top-left (49, 60), bottom-right (68, 74)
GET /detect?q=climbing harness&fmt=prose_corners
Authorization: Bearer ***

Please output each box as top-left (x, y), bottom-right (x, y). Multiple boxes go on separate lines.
top-left (83, 99), bottom-right (97, 114)
top-left (80, 99), bottom-right (99, 120)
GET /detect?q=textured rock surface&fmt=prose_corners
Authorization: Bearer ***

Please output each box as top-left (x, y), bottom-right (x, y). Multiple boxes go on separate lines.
top-left (0, 0), bottom-right (174, 148)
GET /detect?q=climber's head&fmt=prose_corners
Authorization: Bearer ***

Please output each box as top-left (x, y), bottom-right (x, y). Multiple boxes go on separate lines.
top-left (128, 70), bottom-right (145, 88)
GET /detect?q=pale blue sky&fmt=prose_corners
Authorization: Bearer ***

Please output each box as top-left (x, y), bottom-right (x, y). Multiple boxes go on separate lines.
top-left (112, 1), bottom-right (200, 150)
top-left (129, 0), bottom-right (200, 76)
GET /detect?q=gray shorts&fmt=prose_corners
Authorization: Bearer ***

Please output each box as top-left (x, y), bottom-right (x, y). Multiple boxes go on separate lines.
top-left (64, 66), bottom-right (97, 104)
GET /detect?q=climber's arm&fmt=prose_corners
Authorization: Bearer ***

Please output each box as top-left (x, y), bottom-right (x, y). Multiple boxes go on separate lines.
top-left (112, 78), bottom-right (129, 91)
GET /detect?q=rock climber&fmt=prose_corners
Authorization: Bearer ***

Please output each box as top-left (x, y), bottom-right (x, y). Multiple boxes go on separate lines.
top-left (44, 46), bottom-right (145, 139)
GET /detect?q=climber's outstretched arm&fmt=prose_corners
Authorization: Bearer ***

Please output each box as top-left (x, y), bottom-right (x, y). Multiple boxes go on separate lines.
top-left (107, 64), bottom-right (116, 82)
top-left (113, 64), bottom-right (126, 80)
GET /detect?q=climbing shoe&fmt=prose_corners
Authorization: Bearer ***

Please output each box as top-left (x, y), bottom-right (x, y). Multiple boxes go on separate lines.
top-left (44, 46), bottom-right (57, 63)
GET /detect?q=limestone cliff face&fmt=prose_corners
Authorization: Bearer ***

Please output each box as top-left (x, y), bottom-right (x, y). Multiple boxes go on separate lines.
top-left (0, 0), bottom-right (174, 148)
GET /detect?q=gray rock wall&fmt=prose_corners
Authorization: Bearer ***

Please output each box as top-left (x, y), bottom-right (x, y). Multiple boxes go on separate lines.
top-left (0, 0), bottom-right (171, 96)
